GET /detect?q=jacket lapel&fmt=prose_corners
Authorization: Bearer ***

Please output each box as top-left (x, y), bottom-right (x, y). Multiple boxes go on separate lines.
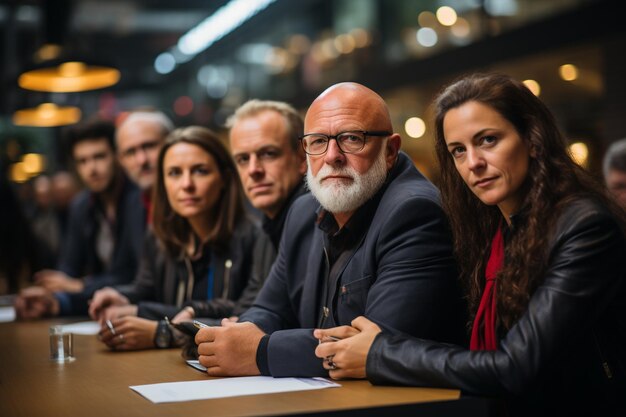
top-left (300, 231), bottom-right (325, 327)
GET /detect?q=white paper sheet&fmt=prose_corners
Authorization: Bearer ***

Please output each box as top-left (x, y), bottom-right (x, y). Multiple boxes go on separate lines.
top-left (130, 376), bottom-right (341, 403)
top-left (60, 321), bottom-right (101, 335)
top-left (0, 306), bottom-right (15, 322)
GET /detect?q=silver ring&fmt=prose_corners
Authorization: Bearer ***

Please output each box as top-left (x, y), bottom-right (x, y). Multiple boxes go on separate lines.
top-left (326, 355), bottom-right (337, 370)
top-left (118, 333), bottom-right (124, 342)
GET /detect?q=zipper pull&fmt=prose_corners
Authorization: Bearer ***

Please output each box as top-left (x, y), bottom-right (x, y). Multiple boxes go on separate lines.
top-left (602, 361), bottom-right (613, 379)
top-left (222, 259), bottom-right (232, 299)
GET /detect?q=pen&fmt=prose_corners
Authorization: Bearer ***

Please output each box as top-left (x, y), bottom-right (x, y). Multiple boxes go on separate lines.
top-left (193, 320), bottom-right (210, 329)
top-left (105, 319), bottom-right (116, 335)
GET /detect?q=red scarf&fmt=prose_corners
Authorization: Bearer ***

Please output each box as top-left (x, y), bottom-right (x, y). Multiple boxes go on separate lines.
top-left (470, 226), bottom-right (504, 351)
top-left (141, 190), bottom-right (153, 225)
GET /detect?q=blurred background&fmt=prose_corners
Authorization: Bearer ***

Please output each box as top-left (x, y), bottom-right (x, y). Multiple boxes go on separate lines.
top-left (1, 0), bottom-right (624, 186)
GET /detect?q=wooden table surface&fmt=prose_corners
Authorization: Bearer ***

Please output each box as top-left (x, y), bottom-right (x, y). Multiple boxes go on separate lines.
top-left (0, 319), bottom-right (463, 417)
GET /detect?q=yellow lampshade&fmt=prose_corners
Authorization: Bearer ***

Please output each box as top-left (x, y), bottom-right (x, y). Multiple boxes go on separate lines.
top-left (13, 103), bottom-right (82, 127)
top-left (18, 61), bottom-right (120, 92)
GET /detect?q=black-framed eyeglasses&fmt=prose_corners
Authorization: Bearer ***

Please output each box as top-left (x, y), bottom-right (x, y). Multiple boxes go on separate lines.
top-left (299, 130), bottom-right (391, 155)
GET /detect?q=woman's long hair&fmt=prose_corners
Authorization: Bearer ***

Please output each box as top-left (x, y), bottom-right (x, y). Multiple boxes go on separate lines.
top-left (433, 72), bottom-right (618, 330)
top-left (151, 126), bottom-right (245, 258)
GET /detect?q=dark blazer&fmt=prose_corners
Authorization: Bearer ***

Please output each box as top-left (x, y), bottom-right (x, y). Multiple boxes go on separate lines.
top-left (240, 152), bottom-right (467, 377)
top-left (57, 177), bottom-right (146, 315)
top-left (227, 180), bottom-right (309, 318)
top-left (115, 219), bottom-right (261, 320)
top-left (366, 197), bottom-right (626, 416)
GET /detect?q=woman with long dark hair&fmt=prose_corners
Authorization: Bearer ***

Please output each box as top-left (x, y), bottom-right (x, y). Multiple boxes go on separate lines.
top-left (314, 73), bottom-right (626, 415)
top-left (96, 126), bottom-right (261, 351)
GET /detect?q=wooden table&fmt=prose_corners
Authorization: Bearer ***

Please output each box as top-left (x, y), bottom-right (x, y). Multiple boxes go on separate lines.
top-left (0, 319), bottom-right (473, 417)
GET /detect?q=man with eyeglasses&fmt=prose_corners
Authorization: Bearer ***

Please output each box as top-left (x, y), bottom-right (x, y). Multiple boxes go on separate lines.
top-left (116, 110), bottom-right (174, 210)
top-left (195, 82), bottom-right (466, 377)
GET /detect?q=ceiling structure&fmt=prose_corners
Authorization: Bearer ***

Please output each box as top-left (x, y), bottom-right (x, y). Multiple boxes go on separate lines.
top-left (1, 0), bottom-right (228, 111)
top-left (0, 0), bottom-right (624, 179)
top-left (1, 0), bottom-right (612, 115)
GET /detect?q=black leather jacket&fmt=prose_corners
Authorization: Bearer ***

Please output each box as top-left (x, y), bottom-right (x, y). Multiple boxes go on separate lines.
top-left (366, 197), bottom-right (626, 416)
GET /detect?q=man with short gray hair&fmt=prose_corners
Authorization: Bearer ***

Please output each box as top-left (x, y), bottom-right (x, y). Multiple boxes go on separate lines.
top-left (227, 99), bottom-right (307, 246)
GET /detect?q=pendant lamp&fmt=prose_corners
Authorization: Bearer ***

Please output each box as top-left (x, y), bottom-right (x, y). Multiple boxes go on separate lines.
top-left (12, 103), bottom-right (81, 127)
top-left (18, 61), bottom-right (120, 93)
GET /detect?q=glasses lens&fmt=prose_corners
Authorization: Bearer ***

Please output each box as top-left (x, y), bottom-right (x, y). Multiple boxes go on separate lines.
top-left (303, 135), bottom-right (329, 155)
top-left (337, 132), bottom-right (366, 153)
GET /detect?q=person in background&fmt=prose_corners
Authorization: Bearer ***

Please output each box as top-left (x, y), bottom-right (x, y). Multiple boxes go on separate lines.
top-left (0, 179), bottom-right (50, 295)
top-left (94, 127), bottom-right (260, 351)
top-left (115, 110), bottom-right (174, 210)
top-left (315, 73), bottom-right (626, 416)
top-left (195, 82), bottom-right (466, 377)
top-left (28, 175), bottom-right (63, 262)
top-left (171, 99), bottom-right (308, 324)
top-left (51, 170), bottom-right (80, 238)
top-left (14, 119), bottom-right (145, 318)
top-left (603, 137), bottom-right (626, 210)
top-left (84, 110), bottom-right (173, 319)
top-left (17, 110), bottom-right (173, 319)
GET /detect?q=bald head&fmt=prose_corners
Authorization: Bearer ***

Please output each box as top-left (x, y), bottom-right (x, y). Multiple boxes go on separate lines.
top-left (305, 82), bottom-right (393, 134)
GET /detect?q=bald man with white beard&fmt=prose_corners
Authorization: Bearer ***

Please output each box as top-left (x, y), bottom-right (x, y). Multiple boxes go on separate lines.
top-left (195, 82), bottom-right (467, 377)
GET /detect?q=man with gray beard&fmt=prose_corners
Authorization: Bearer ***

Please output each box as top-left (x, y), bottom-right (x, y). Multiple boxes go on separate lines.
top-left (195, 82), bottom-right (466, 377)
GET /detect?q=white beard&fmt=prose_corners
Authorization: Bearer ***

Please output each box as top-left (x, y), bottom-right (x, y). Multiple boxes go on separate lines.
top-left (306, 144), bottom-right (388, 214)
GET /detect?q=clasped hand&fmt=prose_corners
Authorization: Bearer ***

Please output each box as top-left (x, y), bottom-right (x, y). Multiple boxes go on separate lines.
top-left (313, 316), bottom-right (382, 380)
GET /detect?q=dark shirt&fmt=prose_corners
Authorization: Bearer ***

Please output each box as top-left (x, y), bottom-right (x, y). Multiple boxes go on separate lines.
top-left (316, 196), bottom-right (378, 328)
top-left (262, 180), bottom-right (307, 250)
top-left (189, 247), bottom-right (210, 302)
top-left (54, 177), bottom-right (146, 315)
